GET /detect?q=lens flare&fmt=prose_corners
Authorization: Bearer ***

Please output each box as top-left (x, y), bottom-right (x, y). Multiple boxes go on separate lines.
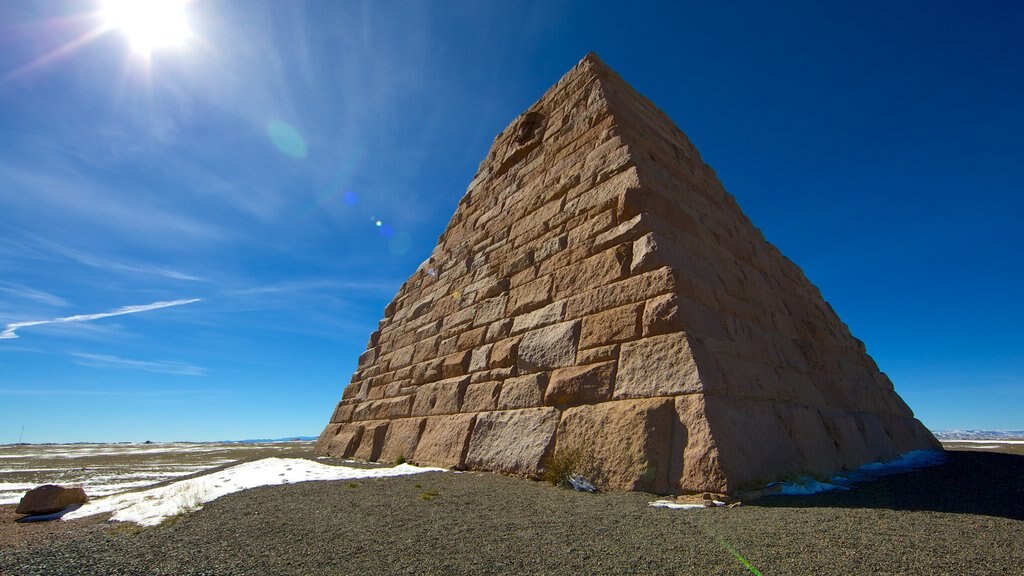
top-left (266, 120), bottom-right (308, 159)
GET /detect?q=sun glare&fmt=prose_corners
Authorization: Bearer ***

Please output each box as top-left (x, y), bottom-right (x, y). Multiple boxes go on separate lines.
top-left (101, 0), bottom-right (191, 54)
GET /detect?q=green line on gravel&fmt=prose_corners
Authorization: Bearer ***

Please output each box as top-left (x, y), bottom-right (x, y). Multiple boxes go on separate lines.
top-left (700, 521), bottom-right (763, 576)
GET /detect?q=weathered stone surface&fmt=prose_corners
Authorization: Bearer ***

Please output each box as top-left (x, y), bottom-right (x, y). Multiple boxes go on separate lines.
top-left (579, 303), bottom-right (641, 348)
top-left (441, 351), bottom-right (471, 379)
top-left (510, 301), bottom-right (565, 334)
top-left (557, 399), bottom-right (675, 493)
top-left (469, 344), bottom-right (492, 373)
top-left (415, 414), bottom-right (477, 469)
top-left (465, 408), bottom-right (560, 476)
top-left (379, 417), bottom-right (426, 464)
top-left (507, 275), bottom-right (553, 316)
top-left (318, 423), bottom-right (363, 458)
top-left (545, 361), bottom-right (615, 407)
top-left (673, 395), bottom-right (728, 493)
top-left (463, 381), bottom-right (502, 412)
top-left (615, 333), bottom-right (704, 398)
top-left (490, 337), bottom-right (519, 368)
top-left (517, 320), bottom-right (580, 373)
top-left (16, 485), bottom-right (88, 515)
top-left (411, 376), bottom-right (468, 416)
top-left (353, 421), bottom-right (389, 461)
top-left (497, 373), bottom-right (547, 410)
top-left (316, 52), bottom-right (938, 495)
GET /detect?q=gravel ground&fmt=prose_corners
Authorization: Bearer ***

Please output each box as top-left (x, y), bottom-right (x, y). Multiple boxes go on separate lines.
top-left (2, 450), bottom-right (1022, 575)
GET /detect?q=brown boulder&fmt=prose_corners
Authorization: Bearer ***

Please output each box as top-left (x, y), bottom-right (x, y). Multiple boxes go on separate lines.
top-left (16, 485), bottom-right (88, 515)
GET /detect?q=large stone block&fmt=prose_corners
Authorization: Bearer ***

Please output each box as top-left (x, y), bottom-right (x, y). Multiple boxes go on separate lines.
top-left (353, 421), bottom-right (389, 461)
top-left (465, 408), bottom-right (560, 476)
top-left (556, 399), bottom-right (675, 493)
top-left (497, 373), bottom-right (547, 410)
top-left (517, 320), bottom-right (580, 373)
top-left (579, 303), bottom-right (641, 348)
top-left (544, 361), bottom-right (615, 408)
top-left (507, 275), bottom-right (553, 316)
top-left (615, 333), bottom-right (704, 398)
top-left (411, 376), bottom-right (469, 416)
top-left (379, 417), bottom-right (427, 464)
top-left (318, 423), bottom-right (363, 459)
top-left (463, 381), bottom-right (502, 412)
top-left (415, 413), bottom-right (477, 469)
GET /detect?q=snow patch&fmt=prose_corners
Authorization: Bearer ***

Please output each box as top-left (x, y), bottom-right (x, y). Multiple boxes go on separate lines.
top-left (62, 457), bottom-right (444, 526)
top-left (768, 449), bottom-right (946, 496)
top-left (649, 500), bottom-right (725, 510)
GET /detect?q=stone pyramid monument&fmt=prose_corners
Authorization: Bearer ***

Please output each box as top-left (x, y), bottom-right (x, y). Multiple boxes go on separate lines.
top-left (315, 53), bottom-right (939, 495)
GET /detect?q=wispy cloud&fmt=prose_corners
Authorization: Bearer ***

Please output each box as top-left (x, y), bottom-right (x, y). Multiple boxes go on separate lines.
top-left (0, 388), bottom-right (223, 397)
top-left (7, 232), bottom-right (204, 282)
top-left (71, 352), bottom-right (206, 376)
top-left (0, 281), bottom-right (69, 307)
top-left (229, 278), bottom-right (400, 297)
top-left (0, 298), bottom-right (200, 340)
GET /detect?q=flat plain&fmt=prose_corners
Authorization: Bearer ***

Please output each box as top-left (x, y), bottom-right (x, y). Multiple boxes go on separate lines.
top-left (1, 442), bottom-right (1021, 575)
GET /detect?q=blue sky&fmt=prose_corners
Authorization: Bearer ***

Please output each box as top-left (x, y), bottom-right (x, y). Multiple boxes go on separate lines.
top-left (0, 1), bottom-right (1021, 442)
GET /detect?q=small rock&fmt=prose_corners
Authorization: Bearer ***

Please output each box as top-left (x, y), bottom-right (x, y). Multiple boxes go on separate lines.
top-left (15, 485), bottom-right (88, 516)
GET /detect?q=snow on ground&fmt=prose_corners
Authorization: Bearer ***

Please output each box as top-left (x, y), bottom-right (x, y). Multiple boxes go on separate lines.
top-left (648, 449), bottom-right (947, 508)
top-left (767, 449), bottom-right (946, 496)
top-left (649, 500), bottom-right (725, 510)
top-left (62, 458), bottom-right (445, 526)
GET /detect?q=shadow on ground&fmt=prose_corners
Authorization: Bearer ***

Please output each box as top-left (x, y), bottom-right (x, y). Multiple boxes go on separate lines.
top-left (751, 450), bottom-right (1024, 521)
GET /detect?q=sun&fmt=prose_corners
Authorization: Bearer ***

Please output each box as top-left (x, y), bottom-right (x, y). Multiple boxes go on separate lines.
top-left (101, 0), bottom-right (191, 55)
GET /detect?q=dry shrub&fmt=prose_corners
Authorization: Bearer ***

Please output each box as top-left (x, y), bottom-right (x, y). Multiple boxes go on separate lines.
top-left (541, 446), bottom-right (598, 487)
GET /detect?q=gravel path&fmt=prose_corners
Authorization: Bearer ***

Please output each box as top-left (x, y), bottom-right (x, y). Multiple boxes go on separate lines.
top-left (2, 451), bottom-right (1022, 575)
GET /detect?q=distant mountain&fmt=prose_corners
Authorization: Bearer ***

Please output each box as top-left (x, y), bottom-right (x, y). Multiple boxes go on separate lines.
top-left (932, 430), bottom-right (1024, 441)
top-left (222, 436), bottom-right (318, 444)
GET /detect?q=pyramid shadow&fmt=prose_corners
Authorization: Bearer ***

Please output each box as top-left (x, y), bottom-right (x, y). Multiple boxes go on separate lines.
top-left (749, 451), bottom-right (1024, 521)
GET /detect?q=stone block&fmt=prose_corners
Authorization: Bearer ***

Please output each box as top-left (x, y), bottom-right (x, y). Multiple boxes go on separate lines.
top-left (552, 244), bottom-right (630, 299)
top-left (456, 326), bottom-right (488, 351)
top-left (490, 337), bottom-right (520, 368)
top-left (672, 395), bottom-right (728, 494)
top-left (465, 408), bottom-right (560, 476)
top-left (507, 275), bottom-right (553, 316)
top-left (556, 398), bottom-right (674, 493)
top-left (473, 294), bottom-right (509, 327)
top-left (467, 345), bottom-right (491, 375)
top-left (497, 373), bottom-right (547, 410)
top-left (579, 303), bottom-right (641, 348)
top-left (379, 417), bottom-right (427, 464)
top-left (411, 359), bottom-right (443, 385)
top-left (576, 344), bottom-right (618, 365)
top-left (565, 266), bottom-right (676, 319)
top-left (615, 333), bottom-right (704, 398)
top-left (353, 421), bottom-right (389, 461)
top-left (463, 381), bottom-right (502, 412)
top-left (415, 413), bottom-right (477, 469)
top-left (545, 361), bottom-right (615, 408)
top-left (510, 301), bottom-right (565, 334)
top-left (411, 376), bottom-right (469, 416)
top-left (517, 320), bottom-right (580, 373)
top-left (441, 350), bottom-right (471, 378)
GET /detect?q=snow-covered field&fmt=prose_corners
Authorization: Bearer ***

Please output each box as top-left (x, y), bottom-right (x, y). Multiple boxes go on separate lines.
top-left (0, 441), bottom-right (318, 506)
top-left (63, 458), bottom-right (444, 525)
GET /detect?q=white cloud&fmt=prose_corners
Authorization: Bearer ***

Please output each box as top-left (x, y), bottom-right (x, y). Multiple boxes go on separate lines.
top-left (0, 281), bottom-right (69, 307)
top-left (71, 352), bottom-right (207, 377)
top-left (0, 298), bottom-right (200, 340)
